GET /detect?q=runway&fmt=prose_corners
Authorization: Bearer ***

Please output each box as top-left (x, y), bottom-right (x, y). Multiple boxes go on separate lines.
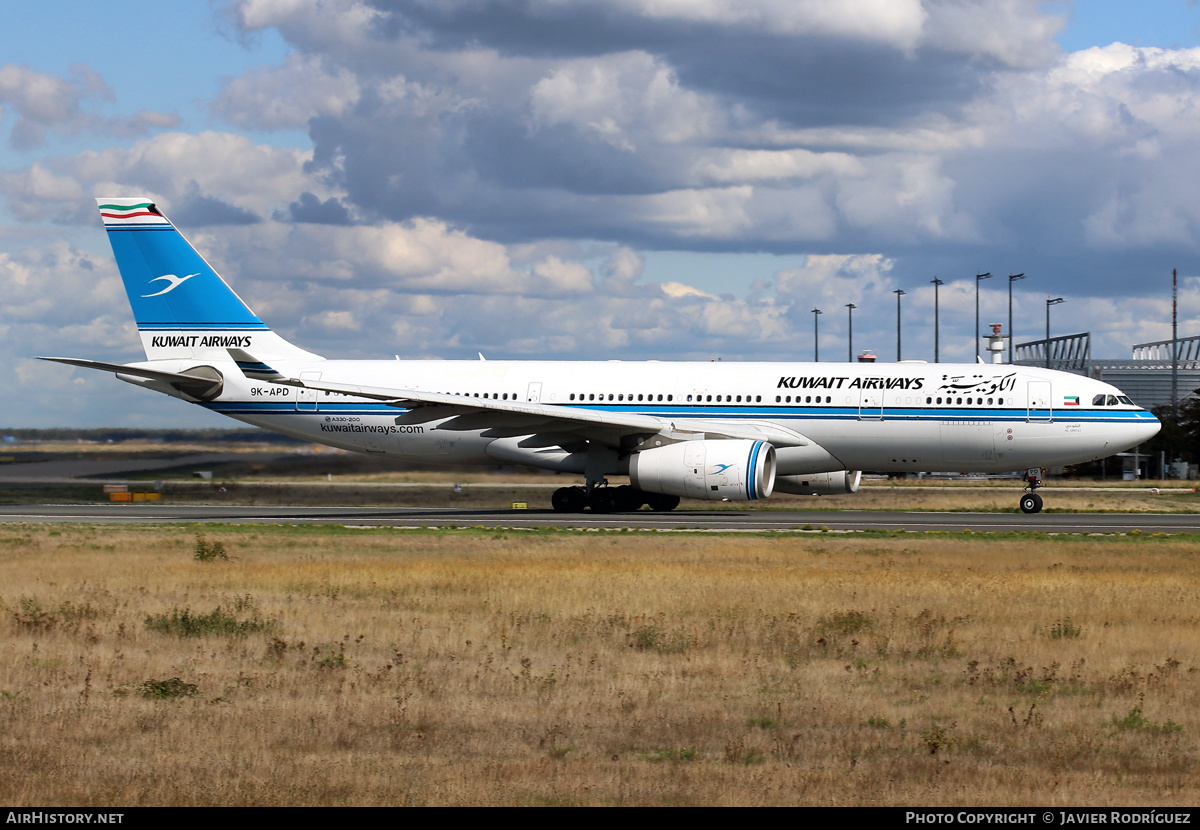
top-left (1, 503), bottom-right (1197, 533)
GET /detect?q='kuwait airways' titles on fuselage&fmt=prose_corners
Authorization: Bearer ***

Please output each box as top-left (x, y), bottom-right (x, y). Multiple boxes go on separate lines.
top-left (776, 371), bottom-right (1020, 394)
top-left (778, 375), bottom-right (925, 390)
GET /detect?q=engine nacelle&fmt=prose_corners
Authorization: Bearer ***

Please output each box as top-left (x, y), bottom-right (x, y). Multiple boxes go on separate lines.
top-left (629, 439), bottom-right (776, 501)
top-left (774, 470), bottom-right (861, 496)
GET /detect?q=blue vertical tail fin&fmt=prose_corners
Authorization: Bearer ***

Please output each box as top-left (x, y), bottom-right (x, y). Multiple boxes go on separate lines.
top-left (97, 197), bottom-right (320, 362)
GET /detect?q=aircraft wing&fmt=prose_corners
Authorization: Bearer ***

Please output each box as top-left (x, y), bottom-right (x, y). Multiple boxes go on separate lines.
top-left (228, 350), bottom-right (809, 450)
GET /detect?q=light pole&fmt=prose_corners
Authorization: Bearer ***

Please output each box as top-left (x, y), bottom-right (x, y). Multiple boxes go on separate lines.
top-left (893, 289), bottom-right (906, 361)
top-left (1008, 273), bottom-right (1025, 364)
top-left (1045, 297), bottom-right (1064, 368)
top-left (931, 277), bottom-right (943, 363)
top-left (846, 303), bottom-right (856, 362)
top-left (975, 272), bottom-right (992, 362)
top-left (812, 307), bottom-right (822, 362)
top-left (1172, 268), bottom-right (1179, 421)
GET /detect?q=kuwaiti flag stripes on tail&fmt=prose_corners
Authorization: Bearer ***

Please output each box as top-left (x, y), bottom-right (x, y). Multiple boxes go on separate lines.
top-left (94, 197), bottom-right (322, 363)
top-left (97, 201), bottom-right (172, 227)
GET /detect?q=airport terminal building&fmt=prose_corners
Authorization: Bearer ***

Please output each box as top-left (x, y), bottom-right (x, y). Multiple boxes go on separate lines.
top-left (1013, 332), bottom-right (1200, 412)
top-left (1010, 332), bottom-right (1198, 479)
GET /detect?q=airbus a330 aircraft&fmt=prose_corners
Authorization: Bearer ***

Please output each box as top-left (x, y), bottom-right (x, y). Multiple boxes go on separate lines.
top-left (43, 198), bottom-right (1160, 514)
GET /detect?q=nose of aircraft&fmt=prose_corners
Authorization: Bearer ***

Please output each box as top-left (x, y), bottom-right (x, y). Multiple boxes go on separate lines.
top-left (1135, 412), bottom-right (1162, 444)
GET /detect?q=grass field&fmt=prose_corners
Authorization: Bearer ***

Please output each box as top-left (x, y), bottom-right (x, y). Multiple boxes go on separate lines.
top-left (1, 524), bottom-right (1197, 806)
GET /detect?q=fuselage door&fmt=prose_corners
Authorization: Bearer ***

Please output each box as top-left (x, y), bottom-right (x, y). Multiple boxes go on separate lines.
top-left (858, 387), bottom-right (884, 420)
top-left (297, 372), bottom-right (321, 411)
top-left (1027, 381), bottom-right (1052, 422)
top-left (527, 382), bottom-right (542, 403)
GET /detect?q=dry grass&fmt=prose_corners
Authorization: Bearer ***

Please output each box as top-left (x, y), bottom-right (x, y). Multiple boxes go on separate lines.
top-left (1, 525), bottom-right (1198, 806)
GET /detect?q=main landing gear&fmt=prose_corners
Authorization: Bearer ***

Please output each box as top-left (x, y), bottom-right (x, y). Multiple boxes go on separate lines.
top-left (550, 483), bottom-right (680, 513)
top-left (1019, 468), bottom-right (1044, 514)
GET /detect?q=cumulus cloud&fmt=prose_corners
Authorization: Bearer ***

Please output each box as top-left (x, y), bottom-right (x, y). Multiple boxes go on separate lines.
top-left (775, 254), bottom-right (896, 307)
top-left (212, 53), bottom-right (361, 129)
top-left (921, 0), bottom-right (1065, 68)
top-left (529, 51), bottom-right (717, 150)
top-left (284, 191), bottom-right (356, 224)
top-left (0, 63), bottom-right (179, 149)
top-left (0, 241), bottom-right (126, 327)
top-left (206, 216), bottom-right (598, 299)
top-left (1, 131), bottom-right (329, 224)
top-left (204, 0), bottom-right (1084, 258)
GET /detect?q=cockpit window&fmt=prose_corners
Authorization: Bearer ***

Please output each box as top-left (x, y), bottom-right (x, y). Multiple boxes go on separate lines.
top-left (1118, 396), bottom-right (1134, 405)
top-left (1092, 394), bottom-right (1107, 406)
top-left (1106, 395), bottom-right (1118, 406)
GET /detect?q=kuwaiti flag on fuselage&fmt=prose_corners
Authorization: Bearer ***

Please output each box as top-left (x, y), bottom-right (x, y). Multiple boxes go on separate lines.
top-left (1064, 396), bottom-right (1080, 406)
top-left (95, 197), bottom-right (319, 362)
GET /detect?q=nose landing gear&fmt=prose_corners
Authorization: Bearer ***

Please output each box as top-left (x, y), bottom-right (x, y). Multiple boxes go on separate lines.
top-left (1020, 468), bottom-right (1044, 514)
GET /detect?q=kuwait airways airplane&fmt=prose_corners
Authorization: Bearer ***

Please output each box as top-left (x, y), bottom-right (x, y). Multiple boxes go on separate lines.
top-left (43, 198), bottom-right (1160, 514)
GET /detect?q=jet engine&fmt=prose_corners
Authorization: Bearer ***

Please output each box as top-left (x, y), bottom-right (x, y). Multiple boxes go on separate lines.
top-left (629, 439), bottom-right (775, 501)
top-left (774, 470), bottom-right (861, 496)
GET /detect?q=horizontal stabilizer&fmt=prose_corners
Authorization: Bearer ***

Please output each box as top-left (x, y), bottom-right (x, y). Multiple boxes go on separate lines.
top-left (39, 357), bottom-right (224, 400)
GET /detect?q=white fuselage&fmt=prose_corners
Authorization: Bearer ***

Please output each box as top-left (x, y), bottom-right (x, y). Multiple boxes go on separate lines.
top-left (131, 357), bottom-right (1160, 476)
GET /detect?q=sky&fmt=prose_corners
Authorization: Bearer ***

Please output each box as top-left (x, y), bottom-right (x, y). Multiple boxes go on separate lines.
top-left (5, 0), bottom-right (1200, 427)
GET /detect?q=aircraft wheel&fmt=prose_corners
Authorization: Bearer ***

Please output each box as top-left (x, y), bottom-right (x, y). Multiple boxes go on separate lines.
top-left (645, 493), bottom-right (681, 512)
top-left (611, 485), bottom-right (645, 512)
top-left (588, 488), bottom-right (615, 514)
top-left (1019, 493), bottom-right (1043, 514)
top-left (551, 486), bottom-right (587, 513)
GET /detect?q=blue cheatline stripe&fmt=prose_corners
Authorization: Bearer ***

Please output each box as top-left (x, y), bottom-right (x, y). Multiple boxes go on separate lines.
top-left (555, 404), bottom-right (1152, 422)
top-left (202, 400), bottom-right (1155, 424)
top-left (138, 323), bottom-right (269, 331)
